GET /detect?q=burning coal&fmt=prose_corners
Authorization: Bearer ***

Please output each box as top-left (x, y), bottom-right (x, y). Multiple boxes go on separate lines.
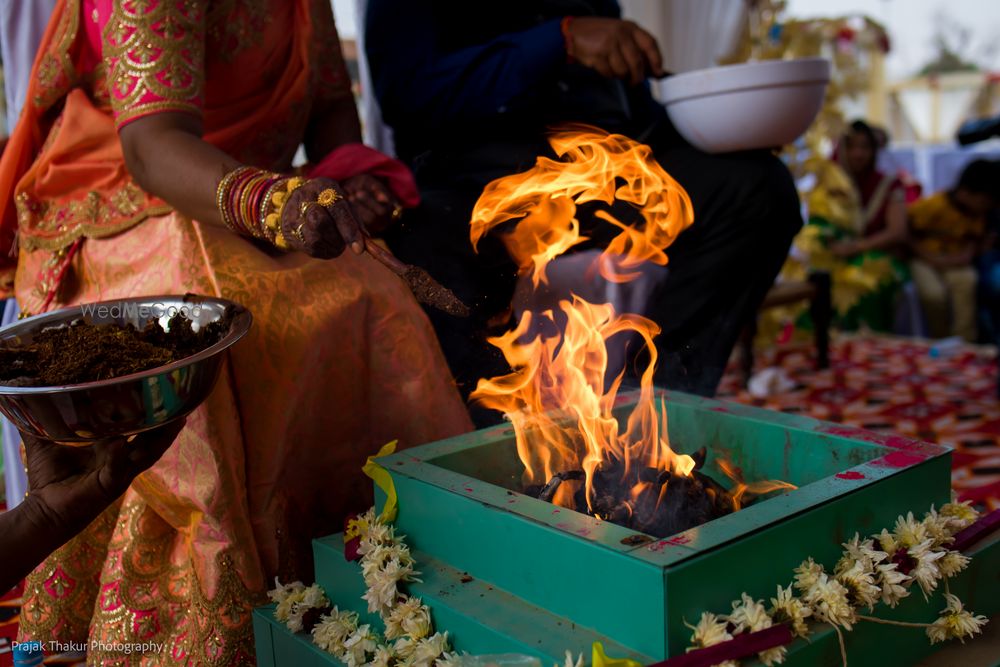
top-left (469, 127), bottom-right (795, 537)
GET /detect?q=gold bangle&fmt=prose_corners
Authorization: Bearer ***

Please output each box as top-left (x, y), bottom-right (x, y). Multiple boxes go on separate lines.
top-left (259, 178), bottom-right (288, 230)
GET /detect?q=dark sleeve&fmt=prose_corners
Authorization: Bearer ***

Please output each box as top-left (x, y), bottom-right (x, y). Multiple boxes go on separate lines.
top-left (365, 0), bottom-right (566, 133)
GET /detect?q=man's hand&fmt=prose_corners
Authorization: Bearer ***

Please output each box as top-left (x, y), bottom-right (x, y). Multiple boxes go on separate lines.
top-left (23, 419), bottom-right (185, 534)
top-left (566, 18), bottom-right (665, 86)
top-left (0, 420), bottom-right (184, 594)
top-left (341, 174), bottom-right (401, 236)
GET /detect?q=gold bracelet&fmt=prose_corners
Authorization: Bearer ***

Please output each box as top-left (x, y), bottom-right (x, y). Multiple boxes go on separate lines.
top-left (266, 177), bottom-right (307, 245)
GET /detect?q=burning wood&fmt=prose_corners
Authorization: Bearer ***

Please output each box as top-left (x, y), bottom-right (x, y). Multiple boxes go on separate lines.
top-left (534, 469), bottom-right (584, 503)
top-left (527, 447), bottom-right (742, 537)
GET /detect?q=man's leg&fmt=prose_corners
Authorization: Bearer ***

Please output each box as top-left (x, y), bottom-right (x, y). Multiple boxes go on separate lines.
top-left (384, 187), bottom-right (519, 426)
top-left (943, 265), bottom-right (978, 342)
top-left (384, 138), bottom-right (556, 426)
top-left (910, 259), bottom-right (950, 339)
top-left (639, 140), bottom-right (803, 396)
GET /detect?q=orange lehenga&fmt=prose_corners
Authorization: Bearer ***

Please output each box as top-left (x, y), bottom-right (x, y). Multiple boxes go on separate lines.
top-left (0, 1), bottom-right (473, 665)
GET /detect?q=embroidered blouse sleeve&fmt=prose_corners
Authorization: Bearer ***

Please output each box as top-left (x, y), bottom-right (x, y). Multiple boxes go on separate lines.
top-left (103, 0), bottom-right (206, 130)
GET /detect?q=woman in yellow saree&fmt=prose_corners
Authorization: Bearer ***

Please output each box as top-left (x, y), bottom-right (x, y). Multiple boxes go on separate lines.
top-left (0, 1), bottom-right (473, 664)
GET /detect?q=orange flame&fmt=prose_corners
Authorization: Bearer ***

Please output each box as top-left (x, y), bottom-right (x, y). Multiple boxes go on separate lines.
top-left (717, 459), bottom-right (798, 510)
top-left (469, 127), bottom-right (697, 513)
top-left (470, 127), bottom-right (694, 287)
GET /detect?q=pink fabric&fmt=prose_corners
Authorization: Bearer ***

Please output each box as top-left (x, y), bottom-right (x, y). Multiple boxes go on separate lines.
top-left (307, 142), bottom-right (420, 207)
top-left (80, 0), bottom-right (107, 71)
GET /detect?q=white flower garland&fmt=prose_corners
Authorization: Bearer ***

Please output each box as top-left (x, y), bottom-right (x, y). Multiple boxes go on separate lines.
top-left (684, 498), bottom-right (988, 666)
top-left (270, 499), bottom-right (988, 667)
top-left (270, 508), bottom-right (459, 667)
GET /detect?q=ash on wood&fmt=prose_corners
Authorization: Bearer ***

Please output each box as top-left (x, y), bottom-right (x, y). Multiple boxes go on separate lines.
top-left (0, 310), bottom-right (233, 387)
top-left (530, 447), bottom-right (738, 538)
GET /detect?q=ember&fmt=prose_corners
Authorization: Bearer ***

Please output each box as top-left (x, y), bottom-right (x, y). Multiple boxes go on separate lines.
top-left (527, 448), bottom-right (737, 537)
top-left (469, 127), bottom-right (794, 537)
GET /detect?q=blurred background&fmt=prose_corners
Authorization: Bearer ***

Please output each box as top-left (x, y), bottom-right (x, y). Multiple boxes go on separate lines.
top-left (316, 0), bottom-right (1000, 194)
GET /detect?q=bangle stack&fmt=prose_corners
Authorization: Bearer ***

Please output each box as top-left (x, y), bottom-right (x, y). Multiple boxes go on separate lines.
top-left (216, 166), bottom-right (304, 249)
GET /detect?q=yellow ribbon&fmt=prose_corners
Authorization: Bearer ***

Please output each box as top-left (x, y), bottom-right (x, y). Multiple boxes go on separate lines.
top-left (592, 642), bottom-right (643, 667)
top-left (363, 440), bottom-right (400, 523)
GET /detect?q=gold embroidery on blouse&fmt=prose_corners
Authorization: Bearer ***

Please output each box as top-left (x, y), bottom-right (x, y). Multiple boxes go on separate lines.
top-left (33, 0), bottom-right (81, 111)
top-left (103, 0), bottom-right (206, 128)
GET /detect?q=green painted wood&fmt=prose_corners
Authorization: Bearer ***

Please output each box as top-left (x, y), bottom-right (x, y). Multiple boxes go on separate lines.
top-left (312, 535), bottom-right (651, 664)
top-left (253, 606), bottom-right (345, 667)
top-left (661, 456), bottom-right (952, 655)
top-left (387, 472), bottom-right (673, 657)
top-left (252, 607), bottom-right (277, 667)
top-left (262, 528), bottom-right (999, 666)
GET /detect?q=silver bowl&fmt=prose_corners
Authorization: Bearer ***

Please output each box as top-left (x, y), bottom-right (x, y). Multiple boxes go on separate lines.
top-left (0, 295), bottom-right (252, 442)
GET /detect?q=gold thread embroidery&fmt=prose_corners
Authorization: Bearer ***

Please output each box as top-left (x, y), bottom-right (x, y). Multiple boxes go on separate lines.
top-left (33, 0), bottom-right (82, 111)
top-left (18, 501), bottom-right (122, 644)
top-left (88, 60), bottom-right (113, 108)
top-left (32, 245), bottom-right (70, 300)
top-left (103, 0), bottom-right (206, 129)
top-left (15, 184), bottom-right (173, 252)
top-left (87, 499), bottom-right (259, 666)
top-left (114, 99), bottom-right (202, 128)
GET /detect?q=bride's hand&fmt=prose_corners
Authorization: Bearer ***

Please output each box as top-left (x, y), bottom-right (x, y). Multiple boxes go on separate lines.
top-left (281, 178), bottom-right (365, 258)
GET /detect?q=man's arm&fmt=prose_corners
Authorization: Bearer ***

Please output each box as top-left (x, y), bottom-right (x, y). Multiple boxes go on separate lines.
top-left (0, 422), bottom-right (184, 594)
top-left (365, 1), bottom-right (663, 134)
top-left (365, 1), bottom-right (566, 132)
top-left (0, 494), bottom-right (81, 594)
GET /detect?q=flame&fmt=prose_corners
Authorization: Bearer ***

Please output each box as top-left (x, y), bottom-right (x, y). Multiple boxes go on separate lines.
top-left (717, 459), bottom-right (798, 510)
top-left (469, 127), bottom-right (696, 513)
top-left (470, 127), bottom-right (694, 287)
top-left (469, 127), bottom-right (794, 524)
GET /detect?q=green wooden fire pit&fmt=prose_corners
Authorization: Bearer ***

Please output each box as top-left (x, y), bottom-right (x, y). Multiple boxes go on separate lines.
top-left (255, 389), bottom-right (1000, 666)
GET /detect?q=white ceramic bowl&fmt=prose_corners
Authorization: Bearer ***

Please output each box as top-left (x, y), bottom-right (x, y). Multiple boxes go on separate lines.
top-left (657, 58), bottom-right (831, 154)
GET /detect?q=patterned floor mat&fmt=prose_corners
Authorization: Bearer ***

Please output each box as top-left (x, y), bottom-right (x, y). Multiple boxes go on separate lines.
top-left (718, 334), bottom-right (1000, 512)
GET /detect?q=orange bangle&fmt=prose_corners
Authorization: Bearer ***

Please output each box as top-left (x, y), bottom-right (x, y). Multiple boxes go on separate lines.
top-left (561, 16), bottom-right (575, 63)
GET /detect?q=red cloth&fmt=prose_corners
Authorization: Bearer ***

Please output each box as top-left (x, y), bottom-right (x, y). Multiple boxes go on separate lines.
top-left (307, 143), bottom-right (420, 207)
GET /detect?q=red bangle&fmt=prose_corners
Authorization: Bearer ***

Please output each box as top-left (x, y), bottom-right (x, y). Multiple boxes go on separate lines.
top-left (561, 16), bottom-right (575, 63)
